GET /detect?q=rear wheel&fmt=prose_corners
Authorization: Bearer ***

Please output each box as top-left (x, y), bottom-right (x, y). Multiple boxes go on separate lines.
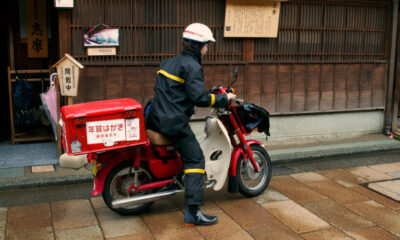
top-left (237, 145), bottom-right (272, 197)
top-left (102, 161), bottom-right (154, 215)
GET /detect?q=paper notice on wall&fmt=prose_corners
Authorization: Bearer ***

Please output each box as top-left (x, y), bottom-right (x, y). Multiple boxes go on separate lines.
top-left (126, 118), bottom-right (140, 141)
top-left (86, 119), bottom-right (126, 144)
top-left (224, 0), bottom-right (282, 38)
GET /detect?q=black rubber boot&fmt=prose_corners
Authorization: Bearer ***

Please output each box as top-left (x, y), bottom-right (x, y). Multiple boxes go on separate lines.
top-left (184, 205), bottom-right (218, 226)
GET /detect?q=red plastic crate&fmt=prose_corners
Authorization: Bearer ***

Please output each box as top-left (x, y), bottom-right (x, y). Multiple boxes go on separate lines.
top-left (60, 98), bottom-right (147, 155)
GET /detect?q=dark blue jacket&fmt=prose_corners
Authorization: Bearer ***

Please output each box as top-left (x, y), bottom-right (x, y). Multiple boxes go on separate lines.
top-left (149, 48), bottom-right (228, 135)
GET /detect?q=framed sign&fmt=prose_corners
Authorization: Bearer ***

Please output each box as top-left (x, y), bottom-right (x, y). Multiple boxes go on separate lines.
top-left (26, 0), bottom-right (48, 58)
top-left (84, 28), bottom-right (119, 47)
top-left (54, 0), bottom-right (74, 8)
top-left (87, 47), bottom-right (116, 56)
top-left (224, 0), bottom-right (284, 38)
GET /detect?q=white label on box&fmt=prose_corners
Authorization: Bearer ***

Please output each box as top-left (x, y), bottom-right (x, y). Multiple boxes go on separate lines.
top-left (126, 118), bottom-right (140, 141)
top-left (86, 119), bottom-right (126, 144)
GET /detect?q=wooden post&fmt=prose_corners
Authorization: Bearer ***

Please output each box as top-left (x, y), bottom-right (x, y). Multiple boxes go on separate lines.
top-left (58, 9), bottom-right (71, 57)
top-left (67, 97), bottom-right (74, 105)
top-left (384, 0), bottom-right (399, 134)
top-left (243, 39), bottom-right (254, 62)
top-left (7, 66), bottom-right (15, 144)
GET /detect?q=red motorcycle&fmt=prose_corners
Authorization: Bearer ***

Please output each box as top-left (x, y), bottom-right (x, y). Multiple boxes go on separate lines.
top-left (60, 74), bottom-right (271, 215)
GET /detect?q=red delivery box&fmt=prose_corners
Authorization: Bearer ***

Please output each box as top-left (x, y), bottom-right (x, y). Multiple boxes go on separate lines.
top-left (60, 98), bottom-right (147, 155)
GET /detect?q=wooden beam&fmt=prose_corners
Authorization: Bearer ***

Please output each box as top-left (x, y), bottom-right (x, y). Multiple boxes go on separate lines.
top-left (243, 39), bottom-right (254, 62)
top-left (58, 9), bottom-right (71, 57)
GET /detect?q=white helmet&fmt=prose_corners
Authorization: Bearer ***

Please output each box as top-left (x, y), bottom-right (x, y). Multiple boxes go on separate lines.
top-left (183, 23), bottom-right (215, 43)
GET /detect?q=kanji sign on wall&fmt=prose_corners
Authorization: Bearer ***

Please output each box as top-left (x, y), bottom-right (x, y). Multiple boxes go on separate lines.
top-left (52, 54), bottom-right (84, 97)
top-left (26, 0), bottom-right (48, 58)
top-left (224, 0), bottom-right (286, 38)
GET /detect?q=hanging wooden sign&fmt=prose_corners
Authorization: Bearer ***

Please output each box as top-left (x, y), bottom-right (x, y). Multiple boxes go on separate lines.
top-left (26, 0), bottom-right (49, 58)
top-left (224, 0), bottom-right (285, 38)
top-left (87, 47), bottom-right (117, 56)
top-left (54, 0), bottom-right (74, 8)
top-left (52, 54), bottom-right (84, 97)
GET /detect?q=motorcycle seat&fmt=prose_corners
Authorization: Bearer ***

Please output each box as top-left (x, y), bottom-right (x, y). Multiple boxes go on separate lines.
top-left (146, 129), bottom-right (172, 145)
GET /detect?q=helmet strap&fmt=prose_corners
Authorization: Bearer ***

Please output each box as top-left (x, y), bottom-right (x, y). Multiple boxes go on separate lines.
top-left (188, 39), bottom-right (205, 52)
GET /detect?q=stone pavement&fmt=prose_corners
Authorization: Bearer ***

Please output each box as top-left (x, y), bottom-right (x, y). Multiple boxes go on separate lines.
top-left (1, 133), bottom-right (400, 190)
top-left (1, 161), bottom-right (400, 239)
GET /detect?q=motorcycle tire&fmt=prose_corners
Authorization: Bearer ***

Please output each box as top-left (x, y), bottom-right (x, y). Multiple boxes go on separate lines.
top-left (102, 160), bottom-right (154, 215)
top-left (236, 145), bottom-right (272, 197)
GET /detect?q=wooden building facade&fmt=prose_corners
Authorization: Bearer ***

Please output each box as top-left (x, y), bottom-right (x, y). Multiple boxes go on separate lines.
top-left (4, 0), bottom-right (399, 141)
top-left (59, 0), bottom-right (393, 119)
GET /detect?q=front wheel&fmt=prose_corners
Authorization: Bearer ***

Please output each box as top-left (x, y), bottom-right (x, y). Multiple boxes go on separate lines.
top-left (102, 161), bottom-right (154, 215)
top-left (237, 145), bottom-right (272, 197)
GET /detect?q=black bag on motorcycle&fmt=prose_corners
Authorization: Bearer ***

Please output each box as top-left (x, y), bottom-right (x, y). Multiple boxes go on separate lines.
top-left (234, 104), bottom-right (270, 138)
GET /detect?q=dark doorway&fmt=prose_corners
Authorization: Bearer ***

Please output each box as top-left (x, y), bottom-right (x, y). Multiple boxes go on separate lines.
top-left (3, 0), bottom-right (59, 143)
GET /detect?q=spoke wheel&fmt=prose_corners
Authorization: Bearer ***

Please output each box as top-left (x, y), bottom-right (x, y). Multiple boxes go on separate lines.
top-left (103, 161), bottom-right (154, 215)
top-left (237, 145), bottom-right (272, 197)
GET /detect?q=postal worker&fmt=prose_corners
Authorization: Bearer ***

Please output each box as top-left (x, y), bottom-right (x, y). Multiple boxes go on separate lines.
top-left (146, 23), bottom-right (235, 226)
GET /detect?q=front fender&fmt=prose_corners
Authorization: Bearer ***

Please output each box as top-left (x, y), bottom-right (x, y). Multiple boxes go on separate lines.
top-left (228, 140), bottom-right (264, 177)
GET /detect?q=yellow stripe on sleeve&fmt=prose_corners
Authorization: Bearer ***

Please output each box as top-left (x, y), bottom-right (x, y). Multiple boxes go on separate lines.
top-left (184, 169), bottom-right (206, 174)
top-left (209, 94), bottom-right (216, 107)
top-left (157, 69), bottom-right (185, 84)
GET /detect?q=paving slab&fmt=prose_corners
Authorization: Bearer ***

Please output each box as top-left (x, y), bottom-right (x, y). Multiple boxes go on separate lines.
top-left (368, 163), bottom-right (400, 174)
top-left (195, 213), bottom-right (253, 240)
top-left (247, 227), bottom-right (303, 240)
top-left (269, 176), bottom-right (327, 203)
top-left (252, 187), bottom-right (289, 205)
top-left (107, 235), bottom-right (154, 240)
top-left (142, 211), bottom-right (202, 240)
top-left (0, 168), bottom-right (24, 178)
top-left (195, 200), bottom-right (225, 215)
top-left (345, 200), bottom-right (400, 237)
top-left (347, 166), bottom-right (393, 182)
top-left (367, 180), bottom-right (400, 201)
top-left (144, 199), bottom-right (178, 215)
top-left (31, 165), bottom-right (55, 173)
top-left (7, 203), bottom-right (51, 230)
top-left (0, 208), bottom-right (6, 232)
top-left (388, 172), bottom-right (400, 178)
top-left (91, 197), bottom-right (107, 209)
top-left (5, 203), bottom-right (52, 239)
top-left (301, 199), bottom-right (373, 230)
top-left (318, 169), bottom-right (367, 187)
top-left (95, 207), bottom-right (152, 239)
top-left (350, 186), bottom-right (400, 210)
top-left (6, 227), bottom-right (53, 240)
top-left (51, 199), bottom-right (98, 231)
top-left (376, 179), bottom-right (400, 192)
top-left (291, 172), bottom-right (369, 204)
top-left (216, 198), bottom-right (300, 240)
top-left (263, 200), bottom-right (330, 234)
top-left (55, 225), bottom-right (103, 240)
top-left (300, 227), bottom-right (353, 240)
top-left (289, 172), bottom-right (330, 183)
top-left (344, 226), bottom-right (399, 240)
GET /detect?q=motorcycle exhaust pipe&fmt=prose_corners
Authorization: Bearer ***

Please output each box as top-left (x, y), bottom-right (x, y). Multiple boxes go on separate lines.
top-left (112, 189), bottom-right (183, 209)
